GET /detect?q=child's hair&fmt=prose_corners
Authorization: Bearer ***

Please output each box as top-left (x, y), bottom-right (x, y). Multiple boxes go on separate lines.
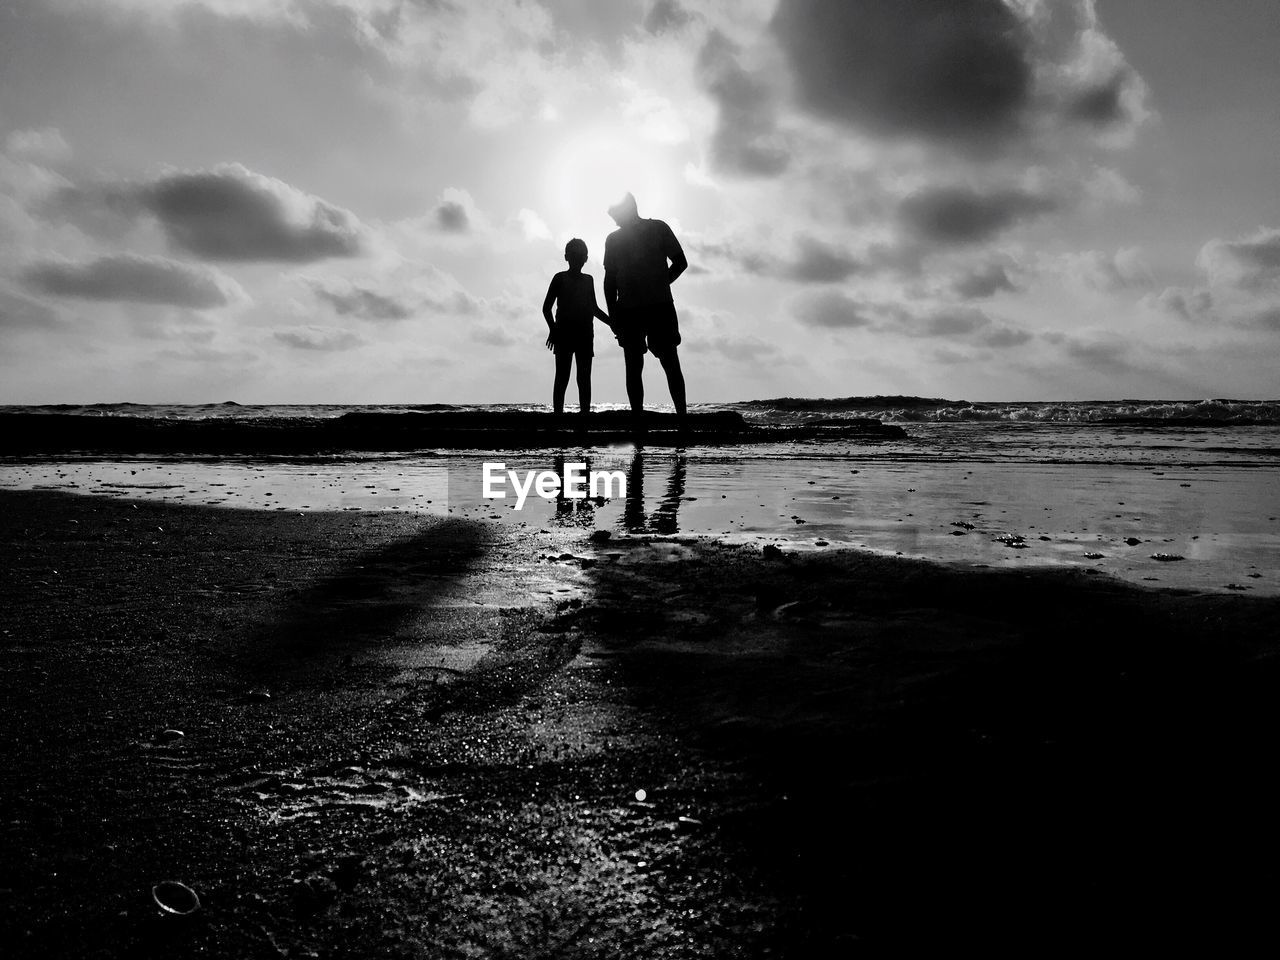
top-left (564, 238), bottom-right (588, 261)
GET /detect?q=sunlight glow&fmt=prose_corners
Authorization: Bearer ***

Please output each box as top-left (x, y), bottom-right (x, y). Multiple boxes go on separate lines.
top-left (545, 128), bottom-right (679, 241)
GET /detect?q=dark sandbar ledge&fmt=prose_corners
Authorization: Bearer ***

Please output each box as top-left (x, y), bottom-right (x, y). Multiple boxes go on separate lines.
top-left (0, 409), bottom-right (905, 455)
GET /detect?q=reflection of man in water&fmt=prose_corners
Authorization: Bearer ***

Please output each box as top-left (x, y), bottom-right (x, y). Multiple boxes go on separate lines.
top-left (603, 193), bottom-right (689, 429)
top-left (624, 447), bottom-right (686, 535)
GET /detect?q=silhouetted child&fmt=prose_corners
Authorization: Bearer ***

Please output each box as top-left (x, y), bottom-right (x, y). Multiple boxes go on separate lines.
top-left (541, 238), bottom-right (612, 415)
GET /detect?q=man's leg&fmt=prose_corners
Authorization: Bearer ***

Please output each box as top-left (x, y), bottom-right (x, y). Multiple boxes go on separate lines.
top-left (624, 346), bottom-right (645, 418)
top-left (655, 347), bottom-right (687, 419)
top-left (576, 352), bottom-right (592, 415)
top-left (553, 351), bottom-right (572, 414)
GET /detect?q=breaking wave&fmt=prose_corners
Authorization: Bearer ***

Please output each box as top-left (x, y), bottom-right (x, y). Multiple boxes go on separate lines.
top-left (733, 397), bottom-right (1280, 425)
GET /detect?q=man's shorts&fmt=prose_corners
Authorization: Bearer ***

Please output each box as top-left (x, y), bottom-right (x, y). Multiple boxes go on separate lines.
top-left (616, 301), bottom-right (681, 357)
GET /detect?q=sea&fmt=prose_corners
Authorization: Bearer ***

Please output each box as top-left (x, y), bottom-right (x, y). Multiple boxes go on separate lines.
top-left (2, 398), bottom-right (1277, 595)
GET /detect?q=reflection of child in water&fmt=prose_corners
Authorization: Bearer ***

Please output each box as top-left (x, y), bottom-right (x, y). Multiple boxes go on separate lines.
top-left (541, 238), bottom-right (613, 415)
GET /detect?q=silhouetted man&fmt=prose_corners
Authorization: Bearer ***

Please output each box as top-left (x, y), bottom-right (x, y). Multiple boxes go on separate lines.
top-left (603, 193), bottom-right (689, 429)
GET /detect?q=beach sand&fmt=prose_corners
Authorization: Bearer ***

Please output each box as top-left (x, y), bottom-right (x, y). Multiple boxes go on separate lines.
top-left (2, 489), bottom-right (1279, 956)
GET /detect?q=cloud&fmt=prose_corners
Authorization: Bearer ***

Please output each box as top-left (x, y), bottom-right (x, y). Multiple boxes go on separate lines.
top-left (312, 281), bottom-right (413, 321)
top-left (302, 262), bottom-right (506, 327)
top-left (793, 290), bottom-right (1033, 353)
top-left (273, 326), bottom-right (364, 351)
top-left (357, 0), bottom-right (572, 128)
top-left (1056, 247), bottom-right (1152, 292)
top-left (138, 325), bottom-right (218, 345)
top-left (792, 289), bottom-right (874, 329)
top-left (154, 343), bottom-right (259, 365)
top-left (434, 201), bottom-right (469, 233)
top-left (1152, 286), bottom-right (1213, 323)
top-left (1197, 228), bottom-right (1280, 290)
top-left (687, 237), bottom-right (771, 277)
top-left (470, 325), bottom-right (517, 347)
top-left (423, 288), bottom-right (485, 317)
top-left (878, 303), bottom-right (1031, 347)
top-left (770, 0), bottom-right (1149, 151)
top-left (644, 0), bottom-right (695, 34)
top-left (905, 306), bottom-right (993, 339)
top-left (50, 0), bottom-right (301, 22)
top-left (981, 325), bottom-right (1034, 348)
top-left (953, 260), bottom-right (1018, 299)
top-left (1068, 73), bottom-right (1130, 124)
top-left (690, 234), bottom-right (859, 283)
top-left (687, 334), bottom-right (786, 364)
top-left (34, 179), bottom-right (141, 242)
top-left (49, 163), bottom-right (367, 262)
top-left (696, 30), bottom-right (789, 176)
top-left (1151, 228), bottom-right (1280, 332)
top-left (0, 289), bottom-right (61, 330)
top-left (1083, 166), bottom-right (1141, 207)
top-left (60, 0), bottom-right (570, 129)
top-left (1245, 307), bottom-right (1280, 332)
top-left (1047, 5), bottom-right (1151, 141)
top-left (4, 127), bottom-right (72, 165)
top-left (517, 208), bottom-right (552, 241)
top-left (781, 236), bottom-right (862, 283)
top-left (900, 186), bottom-right (1058, 245)
top-left (144, 164), bottom-right (366, 261)
top-left (22, 254), bottom-right (244, 309)
top-left (619, 79), bottom-right (691, 144)
top-left (430, 187), bottom-right (484, 234)
top-left (772, 0), bottom-right (1032, 148)
top-left (1057, 334), bottom-right (1137, 374)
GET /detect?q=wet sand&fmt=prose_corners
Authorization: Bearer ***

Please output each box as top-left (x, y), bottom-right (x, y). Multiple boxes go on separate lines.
top-left (5, 446), bottom-right (1277, 593)
top-left (2, 489), bottom-right (1279, 956)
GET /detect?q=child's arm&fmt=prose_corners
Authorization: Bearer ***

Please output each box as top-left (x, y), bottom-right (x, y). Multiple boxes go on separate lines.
top-left (541, 276), bottom-right (558, 351)
top-left (589, 280), bottom-right (612, 327)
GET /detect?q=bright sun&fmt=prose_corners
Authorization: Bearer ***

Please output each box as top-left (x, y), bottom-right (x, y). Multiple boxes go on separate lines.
top-left (546, 128), bottom-right (679, 241)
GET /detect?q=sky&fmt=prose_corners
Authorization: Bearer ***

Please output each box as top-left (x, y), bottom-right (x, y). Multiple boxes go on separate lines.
top-left (1, 0), bottom-right (1278, 404)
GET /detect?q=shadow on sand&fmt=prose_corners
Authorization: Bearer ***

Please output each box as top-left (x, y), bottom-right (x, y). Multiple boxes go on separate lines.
top-left (230, 516), bottom-right (490, 689)
top-left (579, 535), bottom-right (1280, 951)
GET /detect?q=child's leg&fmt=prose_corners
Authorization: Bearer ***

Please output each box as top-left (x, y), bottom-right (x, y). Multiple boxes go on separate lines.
top-left (576, 352), bottom-right (592, 414)
top-left (553, 351), bottom-right (572, 414)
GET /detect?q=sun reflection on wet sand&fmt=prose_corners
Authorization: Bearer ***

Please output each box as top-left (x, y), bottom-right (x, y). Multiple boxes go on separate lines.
top-left (2, 447), bottom-right (1276, 595)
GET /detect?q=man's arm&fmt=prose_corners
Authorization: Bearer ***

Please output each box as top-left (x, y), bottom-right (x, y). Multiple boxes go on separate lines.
top-left (603, 268), bottom-right (618, 315)
top-left (602, 235), bottom-right (619, 314)
top-left (664, 222), bottom-right (687, 285)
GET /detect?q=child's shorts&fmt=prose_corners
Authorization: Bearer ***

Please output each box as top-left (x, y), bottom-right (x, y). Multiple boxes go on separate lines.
top-left (554, 339), bottom-right (593, 360)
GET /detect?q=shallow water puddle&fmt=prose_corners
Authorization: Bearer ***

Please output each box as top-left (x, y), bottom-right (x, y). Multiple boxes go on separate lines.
top-left (3, 451), bottom-right (1277, 594)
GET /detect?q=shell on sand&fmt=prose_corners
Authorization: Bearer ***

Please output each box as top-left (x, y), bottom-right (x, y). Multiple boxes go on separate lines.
top-left (151, 880), bottom-right (200, 916)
